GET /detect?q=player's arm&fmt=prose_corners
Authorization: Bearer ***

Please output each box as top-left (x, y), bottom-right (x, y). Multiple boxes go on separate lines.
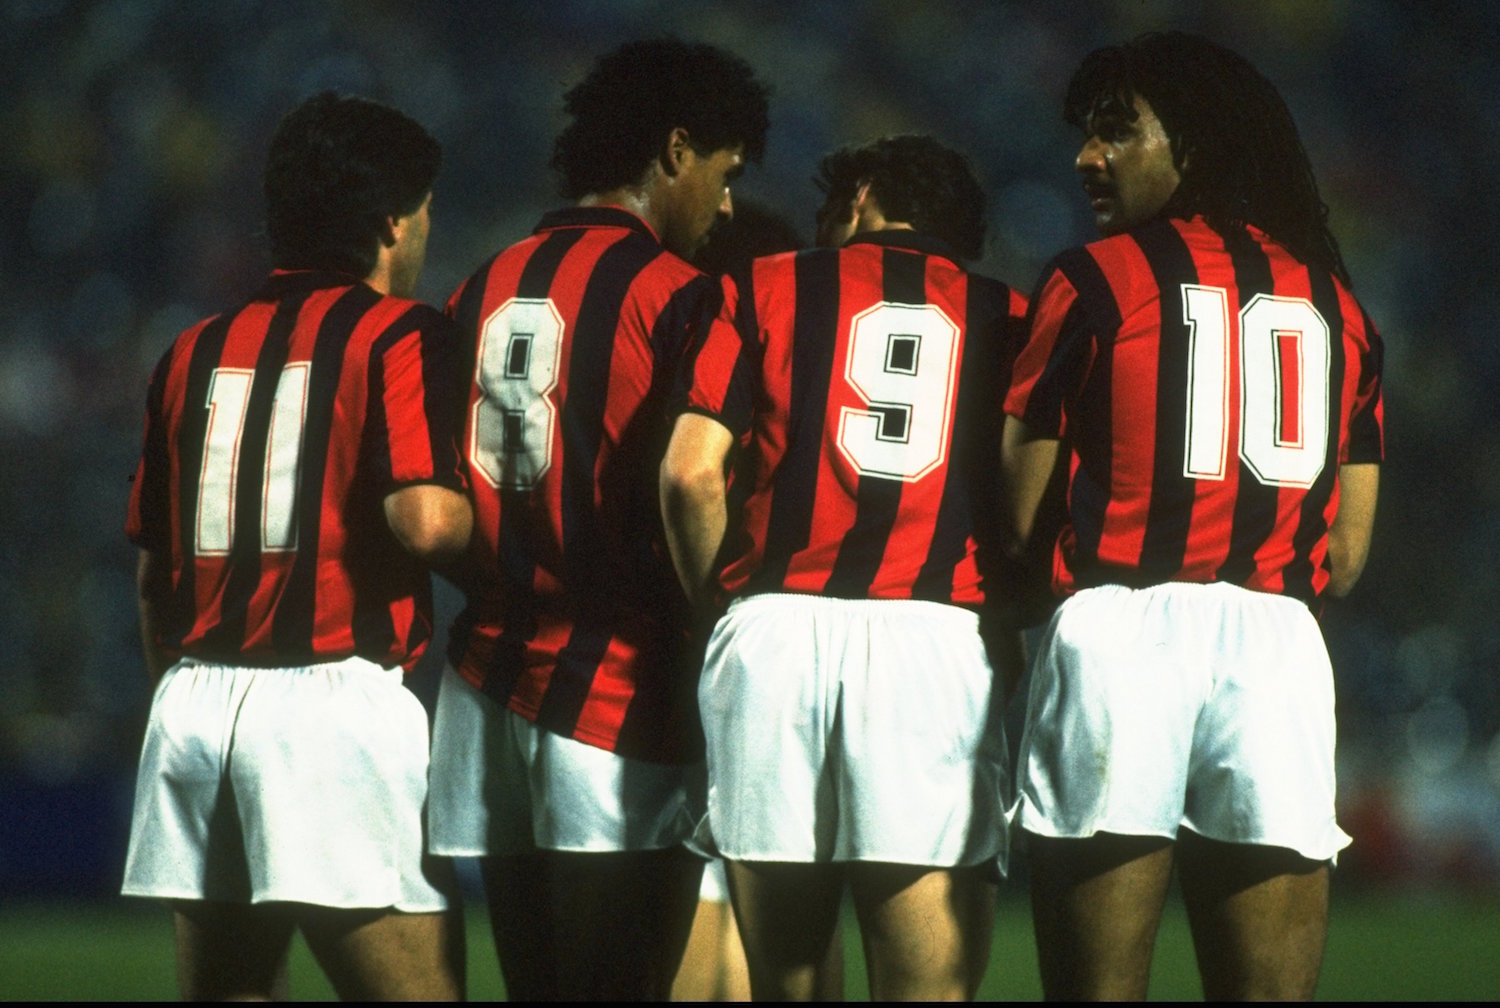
top-left (660, 412), bottom-right (735, 610)
top-left (1325, 462), bottom-right (1378, 598)
top-left (1001, 414), bottom-right (1062, 558)
top-left (135, 548), bottom-right (175, 685)
top-left (384, 484), bottom-right (473, 565)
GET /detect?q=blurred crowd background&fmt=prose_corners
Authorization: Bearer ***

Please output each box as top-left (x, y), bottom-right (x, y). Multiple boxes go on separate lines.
top-left (2, 0), bottom-right (1495, 899)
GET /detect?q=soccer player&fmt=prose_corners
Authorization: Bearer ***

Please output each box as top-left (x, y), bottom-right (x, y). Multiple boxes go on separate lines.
top-left (661, 134), bottom-right (1029, 1000)
top-left (121, 92), bottom-right (471, 1001)
top-left (1001, 31), bottom-right (1384, 1000)
top-left (425, 38), bottom-right (770, 1001)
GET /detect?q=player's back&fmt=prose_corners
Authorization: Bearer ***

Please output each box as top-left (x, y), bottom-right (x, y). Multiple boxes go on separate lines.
top-left (1013, 214), bottom-right (1383, 600)
top-left (127, 269), bottom-right (465, 670)
top-left (444, 206), bottom-right (720, 760)
top-left (714, 232), bottom-right (1026, 605)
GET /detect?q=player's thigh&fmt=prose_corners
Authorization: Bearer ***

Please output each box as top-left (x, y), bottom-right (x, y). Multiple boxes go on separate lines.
top-left (298, 905), bottom-right (464, 1002)
top-left (1175, 829), bottom-right (1328, 1000)
top-left (172, 899), bottom-right (294, 1001)
top-left (725, 860), bottom-right (846, 1001)
top-left (848, 861), bottom-right (996, 1000)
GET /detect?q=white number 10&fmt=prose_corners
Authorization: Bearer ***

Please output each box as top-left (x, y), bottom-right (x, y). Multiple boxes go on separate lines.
top-left (1181, 286), bottom-right (1330, 489)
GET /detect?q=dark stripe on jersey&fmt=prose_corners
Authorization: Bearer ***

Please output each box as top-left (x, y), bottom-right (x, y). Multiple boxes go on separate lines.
top-left (1134, 222), bottom-right (1199, 580)
top-left (914, 276), bottom-right (1006, 601)
top-left (200, 295), bottom-right (301, 657)
top-left (541, 235), bottom-right (661, 733)
top-left (171, 315), bottom-right (233, 651)
top-left (1216, 226), bottom-right (1281, 586)
top-left (1286, 265), bottom-right (1348, 601)
top-left (345, 296), bottom-right (414, 659)
top-left (824, 247), bottom-right (923, 597)
top-left (1052, 251), bottom-right (1119, 579)
top-left (750, 250), bottom-right (841, 593)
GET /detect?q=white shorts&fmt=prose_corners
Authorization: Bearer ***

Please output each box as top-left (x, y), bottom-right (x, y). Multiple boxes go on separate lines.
top-left (1016, 582), bottom-right (1351, 862)
top-left (121, 656), bottom-right (447, 911)
top-left (699, 594), bottom-right (1009, 870)
top-left (427, 665), bottom-right (700, 855)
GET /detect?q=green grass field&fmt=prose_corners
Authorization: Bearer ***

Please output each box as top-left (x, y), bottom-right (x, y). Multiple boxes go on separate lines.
top-left (3, 886), bottom-right (1498, 1000)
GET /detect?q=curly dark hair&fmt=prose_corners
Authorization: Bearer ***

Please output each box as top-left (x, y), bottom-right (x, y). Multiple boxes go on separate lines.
top-left (264, 92), bottom-right (441, 278)
top-left (814, 134), bottom-right (987, 261)
top-left (1064, 31), bottom-right (1351, 286)
top-left (551, 37), bottom-right (770, 199)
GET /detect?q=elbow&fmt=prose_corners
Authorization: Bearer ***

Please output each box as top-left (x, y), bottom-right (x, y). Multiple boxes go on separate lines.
top-left (386, 488), bottom-right (473, 563)
top-left (660, 456), bottom-right (724, 521)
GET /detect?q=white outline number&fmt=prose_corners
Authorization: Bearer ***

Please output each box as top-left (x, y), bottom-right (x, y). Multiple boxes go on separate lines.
top-left (471, 297), bottom-right (564, 490)
top-left (836, 302), bottom-right (960, 482)
top-left (1181, 285), bottom-right (1330, 488)
top-left (196, 362), bottom-right (309, 554)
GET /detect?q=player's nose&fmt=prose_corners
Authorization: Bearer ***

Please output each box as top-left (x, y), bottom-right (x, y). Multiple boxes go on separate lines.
top-left (1075, 136), bottom-right (1108, 174)
top-left (719, 187), bottom-right (734, 220)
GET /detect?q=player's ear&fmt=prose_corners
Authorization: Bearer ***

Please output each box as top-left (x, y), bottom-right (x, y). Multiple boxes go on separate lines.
top-left (378, 215), bottom-right (400, 248)
top-left (661, 127), bottom-right (692, 178)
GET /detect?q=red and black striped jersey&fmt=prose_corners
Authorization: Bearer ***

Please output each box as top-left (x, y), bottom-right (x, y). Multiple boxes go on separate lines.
top-left (1005, 215), bottom-right (1385, 602)
top-left (680, 230), bottom-right (1029, 606)
top-left (446, 206), bottom-right (720, 764)
top-left (126, 270), bottom-right (468, 671)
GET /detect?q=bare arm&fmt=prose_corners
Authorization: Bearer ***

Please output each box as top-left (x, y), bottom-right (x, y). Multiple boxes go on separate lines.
top-left (1325, 462), bottom-right (1379, 598)
top-left (384, 484), bottom-right (473, 565)
top-left (660, 412), bottom-right (735, 610)
top-left (1001, 414), bottom-right (1063, 559)
top-left (136, 548), bottom-right (175, 686)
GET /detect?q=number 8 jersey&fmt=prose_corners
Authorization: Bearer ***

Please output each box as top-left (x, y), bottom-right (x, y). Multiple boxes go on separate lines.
top-left (680, 230), bottom-right (1028, 606)
top-left (445, 207), bottom-right (721, 763)
top-left (1004, 215), bottom-right (1385, 602)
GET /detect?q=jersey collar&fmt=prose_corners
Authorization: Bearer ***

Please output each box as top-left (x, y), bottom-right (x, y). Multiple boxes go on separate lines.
top-left (535, 205), bottom-right (661, 245)
top-left (843, 229), bottom-right (964, 266)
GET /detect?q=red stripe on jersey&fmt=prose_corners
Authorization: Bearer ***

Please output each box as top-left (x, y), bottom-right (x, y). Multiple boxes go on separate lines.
top-left (448, 206), bottom-right (718, 763)
top-left (126, 270), bottom-right (466, 670)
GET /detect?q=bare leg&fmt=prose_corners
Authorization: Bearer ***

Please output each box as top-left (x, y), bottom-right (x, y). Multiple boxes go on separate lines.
top-left (672, 897), bottom-right (751, 1001)
top-left (848, 861), bottom-right (996, 1001)
top-left (1027, 832), bottom-right (1175, 1000)
top-left (298, 904), bottom-right (465, 1001)
top-left (726, 861), bottom-right (845, 1001)
top-left (1176, 829), bottom-right (1328, 1000)
top-left (483, 846), bottom-right (703, 1000)
top-left (172, 900), bottom-right (294, 1001)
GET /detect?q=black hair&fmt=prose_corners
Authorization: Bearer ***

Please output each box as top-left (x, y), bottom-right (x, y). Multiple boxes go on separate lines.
top-left (264, 91), bottom-right (441, 277)
top-left (814, 134), bottom-right (987, 261)
top-left (1064, 31), bottom-right (1350, 286)
top-left (692, 198), bottom-right (804, 276)
top-left (551, 37), bottom-right (770, 199)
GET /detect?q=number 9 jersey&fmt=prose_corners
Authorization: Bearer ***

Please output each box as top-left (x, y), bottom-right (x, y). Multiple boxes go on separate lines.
top-left (1004, 215), bottom-right (1385, 602)
top-left (679, 230), bottom-right (1028, 606)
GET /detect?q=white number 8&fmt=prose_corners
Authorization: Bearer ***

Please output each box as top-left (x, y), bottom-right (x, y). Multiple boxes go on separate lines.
top-left (835, 302), bottom-right (960, 482)
top-left (470, 297), bottom-right (564, 490)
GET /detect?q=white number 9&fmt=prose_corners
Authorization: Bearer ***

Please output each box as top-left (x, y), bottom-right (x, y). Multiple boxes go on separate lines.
top-left (835, 301), bottom-right (961, 482)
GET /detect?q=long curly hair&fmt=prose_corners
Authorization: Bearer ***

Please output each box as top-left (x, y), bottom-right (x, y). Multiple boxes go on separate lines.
top-left (1065, 31), bottom-right (1351, 287)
